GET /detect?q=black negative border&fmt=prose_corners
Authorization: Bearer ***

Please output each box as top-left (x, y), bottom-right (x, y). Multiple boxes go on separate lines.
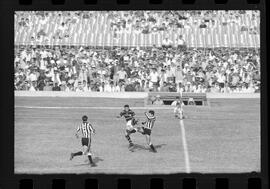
top-left (0, 0), bottom-right (268, 189)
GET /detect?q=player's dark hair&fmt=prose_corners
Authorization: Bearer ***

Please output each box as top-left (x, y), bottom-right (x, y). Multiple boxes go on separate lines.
top-left (82, 115), bottom-right (88, 121)
top-left (124, 104), bottom-right (129, 108)
top-left (149, 110), bottom-right (155, 115)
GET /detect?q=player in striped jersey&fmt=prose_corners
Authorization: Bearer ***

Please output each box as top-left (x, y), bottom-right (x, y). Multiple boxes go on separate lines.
top-left (70, 115), bottom-right (96, 167)
top-left (117, 104), bottom-right (139, 148)
top-left (137, 110), bottom-right (157, 152)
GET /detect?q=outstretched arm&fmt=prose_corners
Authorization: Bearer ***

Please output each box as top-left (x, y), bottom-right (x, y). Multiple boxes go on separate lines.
top-left (117, 111), bottom-right (124, 118)
top-left (89, 124), bottom-right (96, 134)
top-left (144, 112), bottom-right (155, 119)
top-left (75, 125), bottom-right (80, 138)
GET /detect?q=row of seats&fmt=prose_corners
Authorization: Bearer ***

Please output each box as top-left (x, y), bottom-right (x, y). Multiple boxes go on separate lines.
top-left (14, 11), bottom-right (260, 47)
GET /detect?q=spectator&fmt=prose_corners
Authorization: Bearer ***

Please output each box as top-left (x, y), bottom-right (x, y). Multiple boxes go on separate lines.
top-left (37, 71), bottom-right (46, 91)
top-left (52, 82), bottom-right (61, 91)
top-left (29, 82), bottom-right (36, 91)
top-left (153, 95), bottom-right (164, 105)
top-left (160, 81), bottom-right (170, 92)
top-left (188, 97), bottom-right (195, 105)
top-left (14, 44), bottom-right (260, 93)
top-left (117, 67), bottom-right (127, 84)
top-left (162, 36), bottom-right (173, 48)
top-left (176, 35), bottom-right (186, 50)
top-left (149, 68), bottom-right (159, 92)
top-left (217, 72), bottom-right (226, 93)
top-left (82, 80), bottom-right (89, 92)
top-left (43, 81), bottom-right (53, 91)
top-left (171, 96), bottom-right (184, 106)
top-left (166, 65), bottom-right (175, 83)
top-left (175, 65), bottom-right (183, 92)
top-left (60, 81), bottom-right (67, 91)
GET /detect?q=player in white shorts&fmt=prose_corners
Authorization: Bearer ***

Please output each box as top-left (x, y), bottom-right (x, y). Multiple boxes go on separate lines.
top-left (172, 98), bottom-right (185, 119)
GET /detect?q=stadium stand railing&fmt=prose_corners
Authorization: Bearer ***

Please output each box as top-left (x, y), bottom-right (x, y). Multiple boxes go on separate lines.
top-left (148, 92), bottom-right (208, 106)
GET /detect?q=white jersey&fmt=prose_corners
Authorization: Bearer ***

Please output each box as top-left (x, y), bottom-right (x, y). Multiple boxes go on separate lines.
top-left (77, 122), bottom-right (95, 138)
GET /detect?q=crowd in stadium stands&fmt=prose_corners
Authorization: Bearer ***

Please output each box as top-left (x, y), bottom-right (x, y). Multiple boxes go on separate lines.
top-left (14, 45), bottom-right (260, 93)
top-left (15, 10), bottom-right (259, 45)
top-left (15, 11), bottom-right (89, 43)
top-left (108, 10), bottom-right (259, 35)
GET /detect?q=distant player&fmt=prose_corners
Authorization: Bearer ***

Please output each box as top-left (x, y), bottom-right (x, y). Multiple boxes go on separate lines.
top-left (137, 110), bottom-right (157, 153)
top-left (171, 96), bottom-right (181, 106)
top-left (70, 115), bottom-right (96, 167)
top-left (117, 104), bottom-right (139, 148)
top-left (172, 97), bottom-right (185, 119)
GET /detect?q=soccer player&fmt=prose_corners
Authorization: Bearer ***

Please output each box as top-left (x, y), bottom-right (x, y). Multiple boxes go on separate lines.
top-left (171, 96), bottom-right (181, 106)
top-left (173, 99), bottom-right (185, 119)
top-left (70, 115), bottom-right (96, 167)
top-left (137, 110), bottom-right (157, 153)
top-left (117, 104), bottom-right (138, 148)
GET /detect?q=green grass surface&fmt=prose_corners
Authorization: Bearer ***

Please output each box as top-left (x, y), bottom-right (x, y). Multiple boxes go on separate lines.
top-left (15, 97), bottom-right (260, 174)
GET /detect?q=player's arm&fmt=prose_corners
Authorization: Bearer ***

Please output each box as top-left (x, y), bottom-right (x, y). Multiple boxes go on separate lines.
top-left (116, 111), bottom-right (123, 118)
top-left (144, 112), bottom-right (155, 119)
top-left (131, 110), bottom-right (135, 117)
top-left (75, 125), bottom-right (80, 138)
top-left (89, 124), bottom-right (96, 134)
top-left (181, 102), bottom-right (185, 109)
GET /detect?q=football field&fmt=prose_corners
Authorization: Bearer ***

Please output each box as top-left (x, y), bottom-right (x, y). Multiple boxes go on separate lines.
top-left (15, 97), bottom-right (260, 174)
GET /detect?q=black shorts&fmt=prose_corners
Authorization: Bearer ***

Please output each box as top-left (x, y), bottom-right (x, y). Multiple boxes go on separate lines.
top-left (219, 83), bottom-right (225, 88)
top-left (81, 137), bottom-right (90, 146)
top-left (126, 129), bottom-right (137, 134)
top-left (142, 127), bottom-right (152, 136)
top-left (152, 82), bottom-right (158, 87)
top-left (119, 79), bottom-right (125, 83)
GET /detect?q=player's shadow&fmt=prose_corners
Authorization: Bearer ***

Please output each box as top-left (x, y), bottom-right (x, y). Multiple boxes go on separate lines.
top-left (93, 157), bottom-right (104, 163)
top-left (155, 143), bottom-right (167, 149)
top-left (74, 156), bottom-right (104, 166)
top-left (132, 143), bottom-right (166, 152)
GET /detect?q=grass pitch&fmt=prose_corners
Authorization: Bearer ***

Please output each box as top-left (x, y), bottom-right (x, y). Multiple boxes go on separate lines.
top-left (15, 97), bottom-right (260, 174)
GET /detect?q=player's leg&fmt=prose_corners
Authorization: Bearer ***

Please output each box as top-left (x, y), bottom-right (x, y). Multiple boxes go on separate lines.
top-left (82, 145), bottom-right (88, 155)
top-left (145, 134), bottom-right (156, 152)
top-left (125, 130), bottom-right (134, 147)
top-left (137, 120), bottom-right (147, 134)
top-left (179, 110), bottom-right (183, 119)
top-left (70, 150), bottom-right (83, 160)
top-left (136, 126), bottom-right (143, 133)
top-left (145, 134), bottom-right (150, 145)
top-left (70, 138), bottom-right (85, 160)
top-left (132, 118), bottom-right (139, 129)
top-left (174, 108), bottom-right (180, 118)
top-left (87, 140), bottom-right (96, 167)
top-left (125, 120), bottom-right (135, 147)
top-left (181, 108), bottom-right (187, 119)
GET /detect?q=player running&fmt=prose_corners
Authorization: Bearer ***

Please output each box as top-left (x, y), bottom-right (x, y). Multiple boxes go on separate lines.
top-left (70, 115), bottom-right (96, 167)
top-left (137, 110), bottom-right (157, 153)
top-left (117, 104), bottom-right (139, 148)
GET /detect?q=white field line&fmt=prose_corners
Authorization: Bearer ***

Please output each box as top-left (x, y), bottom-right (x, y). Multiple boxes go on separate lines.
top-left (179, 119), bottom-right (191, 173)
top-left (15, 106), bottom-right (174, 110)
